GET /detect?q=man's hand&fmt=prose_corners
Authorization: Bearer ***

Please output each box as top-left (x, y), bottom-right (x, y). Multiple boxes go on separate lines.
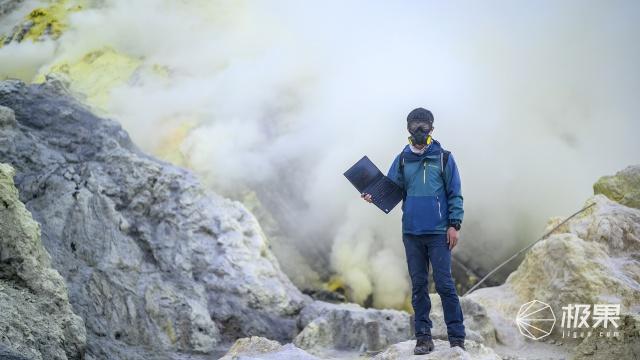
top-left (447, 227), bottom-right (459, 250)
top-left (361, 192), bottom-right (373, 203)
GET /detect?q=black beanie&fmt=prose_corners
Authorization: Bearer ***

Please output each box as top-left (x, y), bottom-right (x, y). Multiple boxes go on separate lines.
top-left (407, 107), bottom-right (434, 125)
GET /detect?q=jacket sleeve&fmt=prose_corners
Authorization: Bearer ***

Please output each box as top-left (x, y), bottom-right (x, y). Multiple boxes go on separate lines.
top-left (386, 154), bottom-right (405, 190)
top-left (443, 153), bottom-right (464, 224)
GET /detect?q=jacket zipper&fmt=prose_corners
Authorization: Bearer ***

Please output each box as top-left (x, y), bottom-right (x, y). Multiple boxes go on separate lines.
top-left (437, 195), bottom-right (442, 218)
top-left (423, 160), bottom-right (426, 184)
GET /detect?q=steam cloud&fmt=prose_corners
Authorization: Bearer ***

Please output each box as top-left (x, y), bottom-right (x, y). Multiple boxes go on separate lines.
top-left (2, 0), bottom-right (639, 308)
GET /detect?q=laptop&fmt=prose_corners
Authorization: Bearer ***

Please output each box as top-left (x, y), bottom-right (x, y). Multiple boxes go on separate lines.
top-left (343, 155), bottom-right (403, 214)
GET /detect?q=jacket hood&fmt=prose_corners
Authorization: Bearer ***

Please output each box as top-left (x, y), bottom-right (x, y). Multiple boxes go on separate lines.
top-left (401, 138), bottom-right (443, 161)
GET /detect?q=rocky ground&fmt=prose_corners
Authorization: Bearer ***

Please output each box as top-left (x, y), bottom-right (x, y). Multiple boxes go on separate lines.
top-left (219, 166), bottom-right (640, 359)
top-left (1, 76), bottom-right (638, 360)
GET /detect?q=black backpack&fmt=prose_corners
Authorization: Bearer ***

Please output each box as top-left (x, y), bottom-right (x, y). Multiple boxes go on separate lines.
top-left (398, 149), bottom-right (450, 202)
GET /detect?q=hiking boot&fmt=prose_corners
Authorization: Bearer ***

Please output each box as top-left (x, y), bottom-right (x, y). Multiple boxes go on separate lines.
top-left (414, 338), bottom-right (434, 355)
top-left (449, 338), bottom-right (466, 350)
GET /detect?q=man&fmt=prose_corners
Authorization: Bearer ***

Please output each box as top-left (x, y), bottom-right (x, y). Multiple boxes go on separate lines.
top-left (361, 107), bottom-right (466, 354)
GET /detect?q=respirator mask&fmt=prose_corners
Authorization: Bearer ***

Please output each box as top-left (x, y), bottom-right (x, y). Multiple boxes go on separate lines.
top-left (408, 121), bottom-right (433, 146)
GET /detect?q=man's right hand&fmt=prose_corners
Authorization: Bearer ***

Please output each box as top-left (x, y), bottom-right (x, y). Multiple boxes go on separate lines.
top-left (361, 192), bottom-right (373, 203)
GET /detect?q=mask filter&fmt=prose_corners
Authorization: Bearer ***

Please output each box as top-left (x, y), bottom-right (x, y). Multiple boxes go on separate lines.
top-left (408, 126), bottom-right (432, 146)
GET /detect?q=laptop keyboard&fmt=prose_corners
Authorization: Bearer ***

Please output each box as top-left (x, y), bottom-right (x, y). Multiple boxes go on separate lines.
top-left (369, 180), bottom-right (390, 203)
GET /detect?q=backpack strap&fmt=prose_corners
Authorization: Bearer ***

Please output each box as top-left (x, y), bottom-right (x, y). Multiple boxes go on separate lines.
top-left (441, 150), bottom-right (450, 195)
top-left (441, 150), bottom-right (450, 173)
top-left (399, 151), bottom-right (406, 202)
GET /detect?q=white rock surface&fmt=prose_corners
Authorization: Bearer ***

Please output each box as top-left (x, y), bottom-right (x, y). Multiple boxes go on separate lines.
top-left (220, 336), bottom-right (319, 360)
top-left (220, 337), bottom-right (503, 360)
top-left (294, 300), bottom-right (412, 354)
top-left (467, 166), bottom-right (640, 358)
top-left (294, 295), bottom-right (497, 357)
top-left (0, 163), bottom-right (86, 359)
top-left (373, 339), bottom-right (500, 360)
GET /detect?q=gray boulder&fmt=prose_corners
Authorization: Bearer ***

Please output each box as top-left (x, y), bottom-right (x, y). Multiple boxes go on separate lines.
top-left (220, 336), bottom-right (319, 360)
top-left (294, 300), bottom-right (412, 354)
top-left (429, 295), bottom-right (496, 346)
top-left (0, 79), bottom-right (311, 359)
top-left (294, 297), bottom-right (496, 357)
top-left (594, 165), bottom-right (640, 209)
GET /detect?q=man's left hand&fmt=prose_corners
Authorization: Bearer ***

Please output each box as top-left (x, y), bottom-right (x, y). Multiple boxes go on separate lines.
top-left (447, 227), bottom-right (459, 250)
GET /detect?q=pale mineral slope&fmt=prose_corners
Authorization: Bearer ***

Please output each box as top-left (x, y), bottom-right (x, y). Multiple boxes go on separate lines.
top-left (0, 162), bottom-right (86, 360)
top-left (468, 165), bottom-right (640, 359)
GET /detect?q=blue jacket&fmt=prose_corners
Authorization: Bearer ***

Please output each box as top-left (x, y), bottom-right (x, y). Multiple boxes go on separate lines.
top-left (386, 139), bottom-right (464, 235)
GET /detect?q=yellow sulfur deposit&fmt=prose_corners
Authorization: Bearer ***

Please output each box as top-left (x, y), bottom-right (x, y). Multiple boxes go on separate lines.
top-left (30, 44), bottom-right (181, 160)
top-left (33, 46), bottom-right (143, 112)
top-left (324, 275), bottom-right (347, 297)
top-left (2, 0), bottom-right (206, 179)
top-left (155, 118), bottom-right (199, 167)
top-left (0, 0), bottom-right (85, 47)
